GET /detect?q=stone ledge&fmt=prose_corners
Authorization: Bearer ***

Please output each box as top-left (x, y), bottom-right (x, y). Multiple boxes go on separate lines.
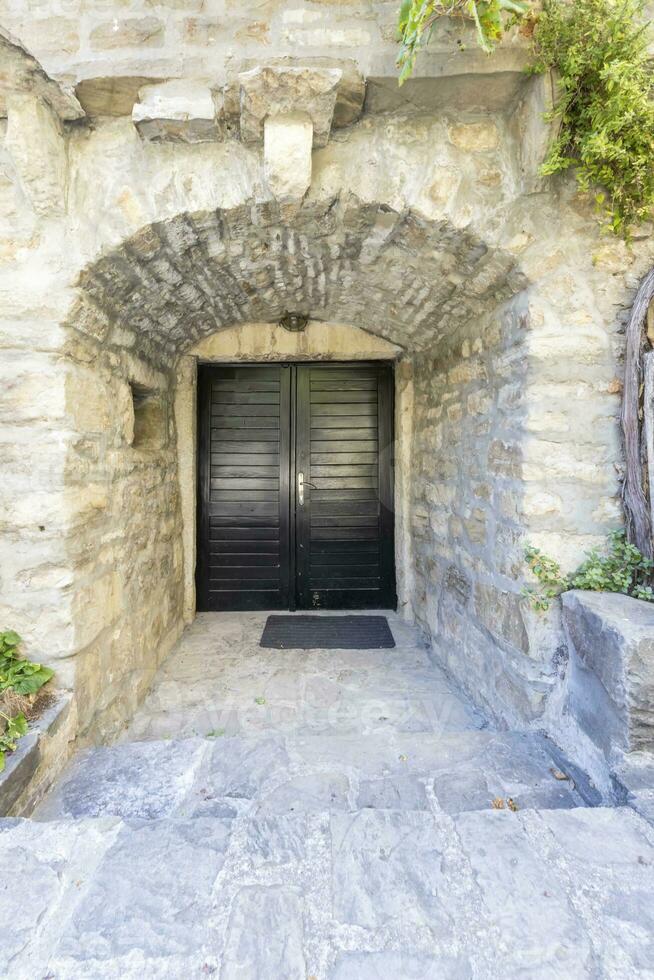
top-left (0, 692), bottom-right (75, 817)
top-left (562, 590), bottom-right (654, 762)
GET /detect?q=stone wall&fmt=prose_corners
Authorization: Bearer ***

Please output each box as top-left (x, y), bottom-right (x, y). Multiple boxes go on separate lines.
top-left (2, 11), bottom-right (654, 754)
top-left (409, 296), bottom-right (547, 723)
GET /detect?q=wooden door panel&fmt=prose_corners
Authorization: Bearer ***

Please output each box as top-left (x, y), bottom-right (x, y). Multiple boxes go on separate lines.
top-left (295, 363), bottom-right (396, 610)
top-left (197, 364), bottom-right (291, 611)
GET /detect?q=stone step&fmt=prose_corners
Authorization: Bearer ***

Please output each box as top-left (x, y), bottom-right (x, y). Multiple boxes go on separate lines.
top-left (35, 729), bottom-right (589, 823)
top-left (2, 804), bottom-right (654, 979)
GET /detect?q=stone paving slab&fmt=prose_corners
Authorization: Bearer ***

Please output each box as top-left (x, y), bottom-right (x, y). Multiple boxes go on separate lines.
top-left (123, 610), bottom-right (484, 742)
top-left (35, 729), bottom-right (585, 822)
top-left (2, 806), bottom-right (654, 979)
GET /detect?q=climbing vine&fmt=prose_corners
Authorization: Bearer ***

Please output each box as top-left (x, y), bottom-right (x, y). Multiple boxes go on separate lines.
top-left (532, 0), bottom-right (654, 235)
top-left (397, 0), bottom-right (654, 235)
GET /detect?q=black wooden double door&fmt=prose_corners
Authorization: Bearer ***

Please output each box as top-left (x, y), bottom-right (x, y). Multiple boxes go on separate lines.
top-left (196, 362), bottom-right (396, 611)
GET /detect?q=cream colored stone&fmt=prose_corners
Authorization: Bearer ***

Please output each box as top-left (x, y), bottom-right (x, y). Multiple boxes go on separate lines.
top-left (263, 112), bottom-right (313, 202)
top-left (238, 65), bottom-right (342, 146)
top-left (89, 17), bottom-right (165, 50)
top-left (448, 121), bottom-right (500, 152)
top-left (5, 95), bottom-right (67, 215)
top-left (132, 80), bottom-right (221, 143)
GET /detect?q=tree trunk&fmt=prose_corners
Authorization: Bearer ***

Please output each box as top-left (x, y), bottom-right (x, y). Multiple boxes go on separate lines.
top-left (621, 266), bottom-right (654, 558)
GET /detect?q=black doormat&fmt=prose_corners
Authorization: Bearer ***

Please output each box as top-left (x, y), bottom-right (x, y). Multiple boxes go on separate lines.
top-left (260, 615), bottom-right (396, 650)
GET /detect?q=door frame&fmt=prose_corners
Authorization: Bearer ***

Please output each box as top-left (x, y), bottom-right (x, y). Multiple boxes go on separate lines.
top-left (195, 358), bottom-right (397, 612)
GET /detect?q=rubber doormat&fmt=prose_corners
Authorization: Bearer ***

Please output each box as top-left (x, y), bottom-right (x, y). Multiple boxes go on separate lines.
top-left (260, 615), bottom-right (396, 650)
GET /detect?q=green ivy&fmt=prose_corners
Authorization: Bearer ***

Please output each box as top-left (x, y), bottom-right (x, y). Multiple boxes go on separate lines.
top-left (0, 630), bottom-right (54, 772)
top-left (0, 630), bottom-right (54, 696)
top-left (0, 711), bottom-right (28, 773)
top-left (397, 0), bottom-right (531, 82)
top-left (532, 0), bottom-right (654, 235)
top-left (523, 530), bottom-right (654, 611)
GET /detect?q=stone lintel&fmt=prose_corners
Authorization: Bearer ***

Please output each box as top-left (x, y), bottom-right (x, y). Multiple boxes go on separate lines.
top-left (264, 112), bottom-right (313, 203)
top-left (238, 65), bottom-right (342, 148)
top-left (5, 92), bottom-right (67, 215)
top-left (132, 80), bottom-right (222, 143)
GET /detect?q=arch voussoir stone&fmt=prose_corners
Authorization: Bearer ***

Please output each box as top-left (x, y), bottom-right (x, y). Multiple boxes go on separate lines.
top-left (66, 194), bottom-right (528, 365)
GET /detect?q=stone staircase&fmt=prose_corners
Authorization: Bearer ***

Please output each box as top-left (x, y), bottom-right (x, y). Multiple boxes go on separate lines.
top-left (2, 728), bottom-right (654, 979)
top-left (2, 611), bottom-right (654, 978)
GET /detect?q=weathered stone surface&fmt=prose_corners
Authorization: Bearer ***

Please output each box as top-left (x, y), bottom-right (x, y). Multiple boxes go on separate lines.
top-left (55, 816), bottom-right (232, 966)
top-left (331, 809), bottom-right (452, 931)
top-left (5, 94), bottom-right (67, 214)
top-left (220, 886), bottom-right (306, 979)
top-left (238, 65), bottom-right (341, 146)
top-left (0, 25), bottom-right (83, 121)
top-left (132, 80), bottom-right (221, 143)
top-left (35, 737), bottom-right (208, 821)
top-left (89, 17), bottom-right (165, 51)
top-left (562, 590), bottom-right (654, 759)
top-left (264, 112), bottom-right (313, 201)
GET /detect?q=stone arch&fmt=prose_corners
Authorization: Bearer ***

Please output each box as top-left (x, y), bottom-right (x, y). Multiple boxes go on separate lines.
top-left (66, 195), bottom-right (528, 366)
top-left (52, 194), bottom-right (532, 741)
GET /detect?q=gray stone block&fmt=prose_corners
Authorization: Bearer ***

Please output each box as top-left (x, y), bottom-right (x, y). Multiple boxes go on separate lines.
top-left (35, 737), bottom-right (208, 820)
top-left (330, 810), bottom-right (452, 932)
top-left (55, 816), bottom-right (232, 964)
top-left (220, 886), bottom-right (306, 980)
top-left (563, 590), bottom-right (654, 759)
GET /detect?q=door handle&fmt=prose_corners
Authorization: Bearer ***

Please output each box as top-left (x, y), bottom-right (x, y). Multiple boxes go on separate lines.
top-left (297, 472), bottom-right (316, 506)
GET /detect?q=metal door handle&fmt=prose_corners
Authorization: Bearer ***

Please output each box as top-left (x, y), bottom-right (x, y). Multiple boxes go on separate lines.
top-left (297, 472), bottom-right (316, 506)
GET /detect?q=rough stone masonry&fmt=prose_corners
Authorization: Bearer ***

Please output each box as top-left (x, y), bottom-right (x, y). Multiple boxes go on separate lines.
top-left (0, 2), bottom-right (653, 780)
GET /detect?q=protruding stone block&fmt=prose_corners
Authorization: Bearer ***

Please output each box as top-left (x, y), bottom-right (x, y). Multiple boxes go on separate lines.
top-left (264, 112), bottom-right (313, 203)
top-left (5, 94), bottom-right (67, 215)
top-left (238, 65), bottom-right (342, 147)
top-left (132, 80), bottom-right (221, 143)
top-left (563, 590), bottom-right (654, 761)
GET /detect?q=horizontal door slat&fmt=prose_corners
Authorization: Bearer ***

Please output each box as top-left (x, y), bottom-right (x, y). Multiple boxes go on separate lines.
top-left (211, 380), bottom-right (280, 392)
top-left (309, 576), bottom-right (381, 589)
top-left (211, 490), bottom-right (279, 502)
top-left (311, 440), bottom-right (378, 453)
top-left (211, 417), bottom-right (281, 429)
top-left (311, 452), bottom-right (378, 465)
top-left (209, 578), bottom-right (281, 589)
top-left (311, 464), bottom-right (378, 477)
top-left (209, 554), bottom-right (280, 567)
top-left (211, 391), bottom-right (280, 405)
top-left (211, 464), bottom-right (279, 478)
top-left (208, 504), bottom-right (279, 518)
top-left (310, 427), bottom-right (377, 441)
top-left (310, 405), bottom-right (377, 419)
top-left (310, 488), bottom-right (379, 501)
top-left (311, 477), bottom-right (378, 489)
top-left (311, 526), bottom-right (379, 540)
top-left (212, 452), bottom-right (279, 466)
top-left (211, 404), bottom-right (281, 417)
top-left (311, 516), bottom-right (379, 527)
top-left (311, 500), bottom-right (379, 516)
top-left (210, 526), bottom-right (280, 540)
top-left (310, 391), bottom-right (376, 404)
top-left (211, 429), bottom-right (281, 441)
top-left (310, 379), bottom-right (377, 391)
top-left (309, 369), bottom-right (376, 380)
top-left (211, 479), bottom-right (279, 491)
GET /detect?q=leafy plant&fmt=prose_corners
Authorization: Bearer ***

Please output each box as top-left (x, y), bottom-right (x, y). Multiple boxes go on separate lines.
top-left (0, 630), bottom-right (54, 696)
top-left (523, 530), bottom-right (654, 610)
top-left (397, 0), bottom-right (531, 81)
top-left (0, 710), bottom-right (28, 773)
top-left (532, 0), bottom-right (654, 235)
